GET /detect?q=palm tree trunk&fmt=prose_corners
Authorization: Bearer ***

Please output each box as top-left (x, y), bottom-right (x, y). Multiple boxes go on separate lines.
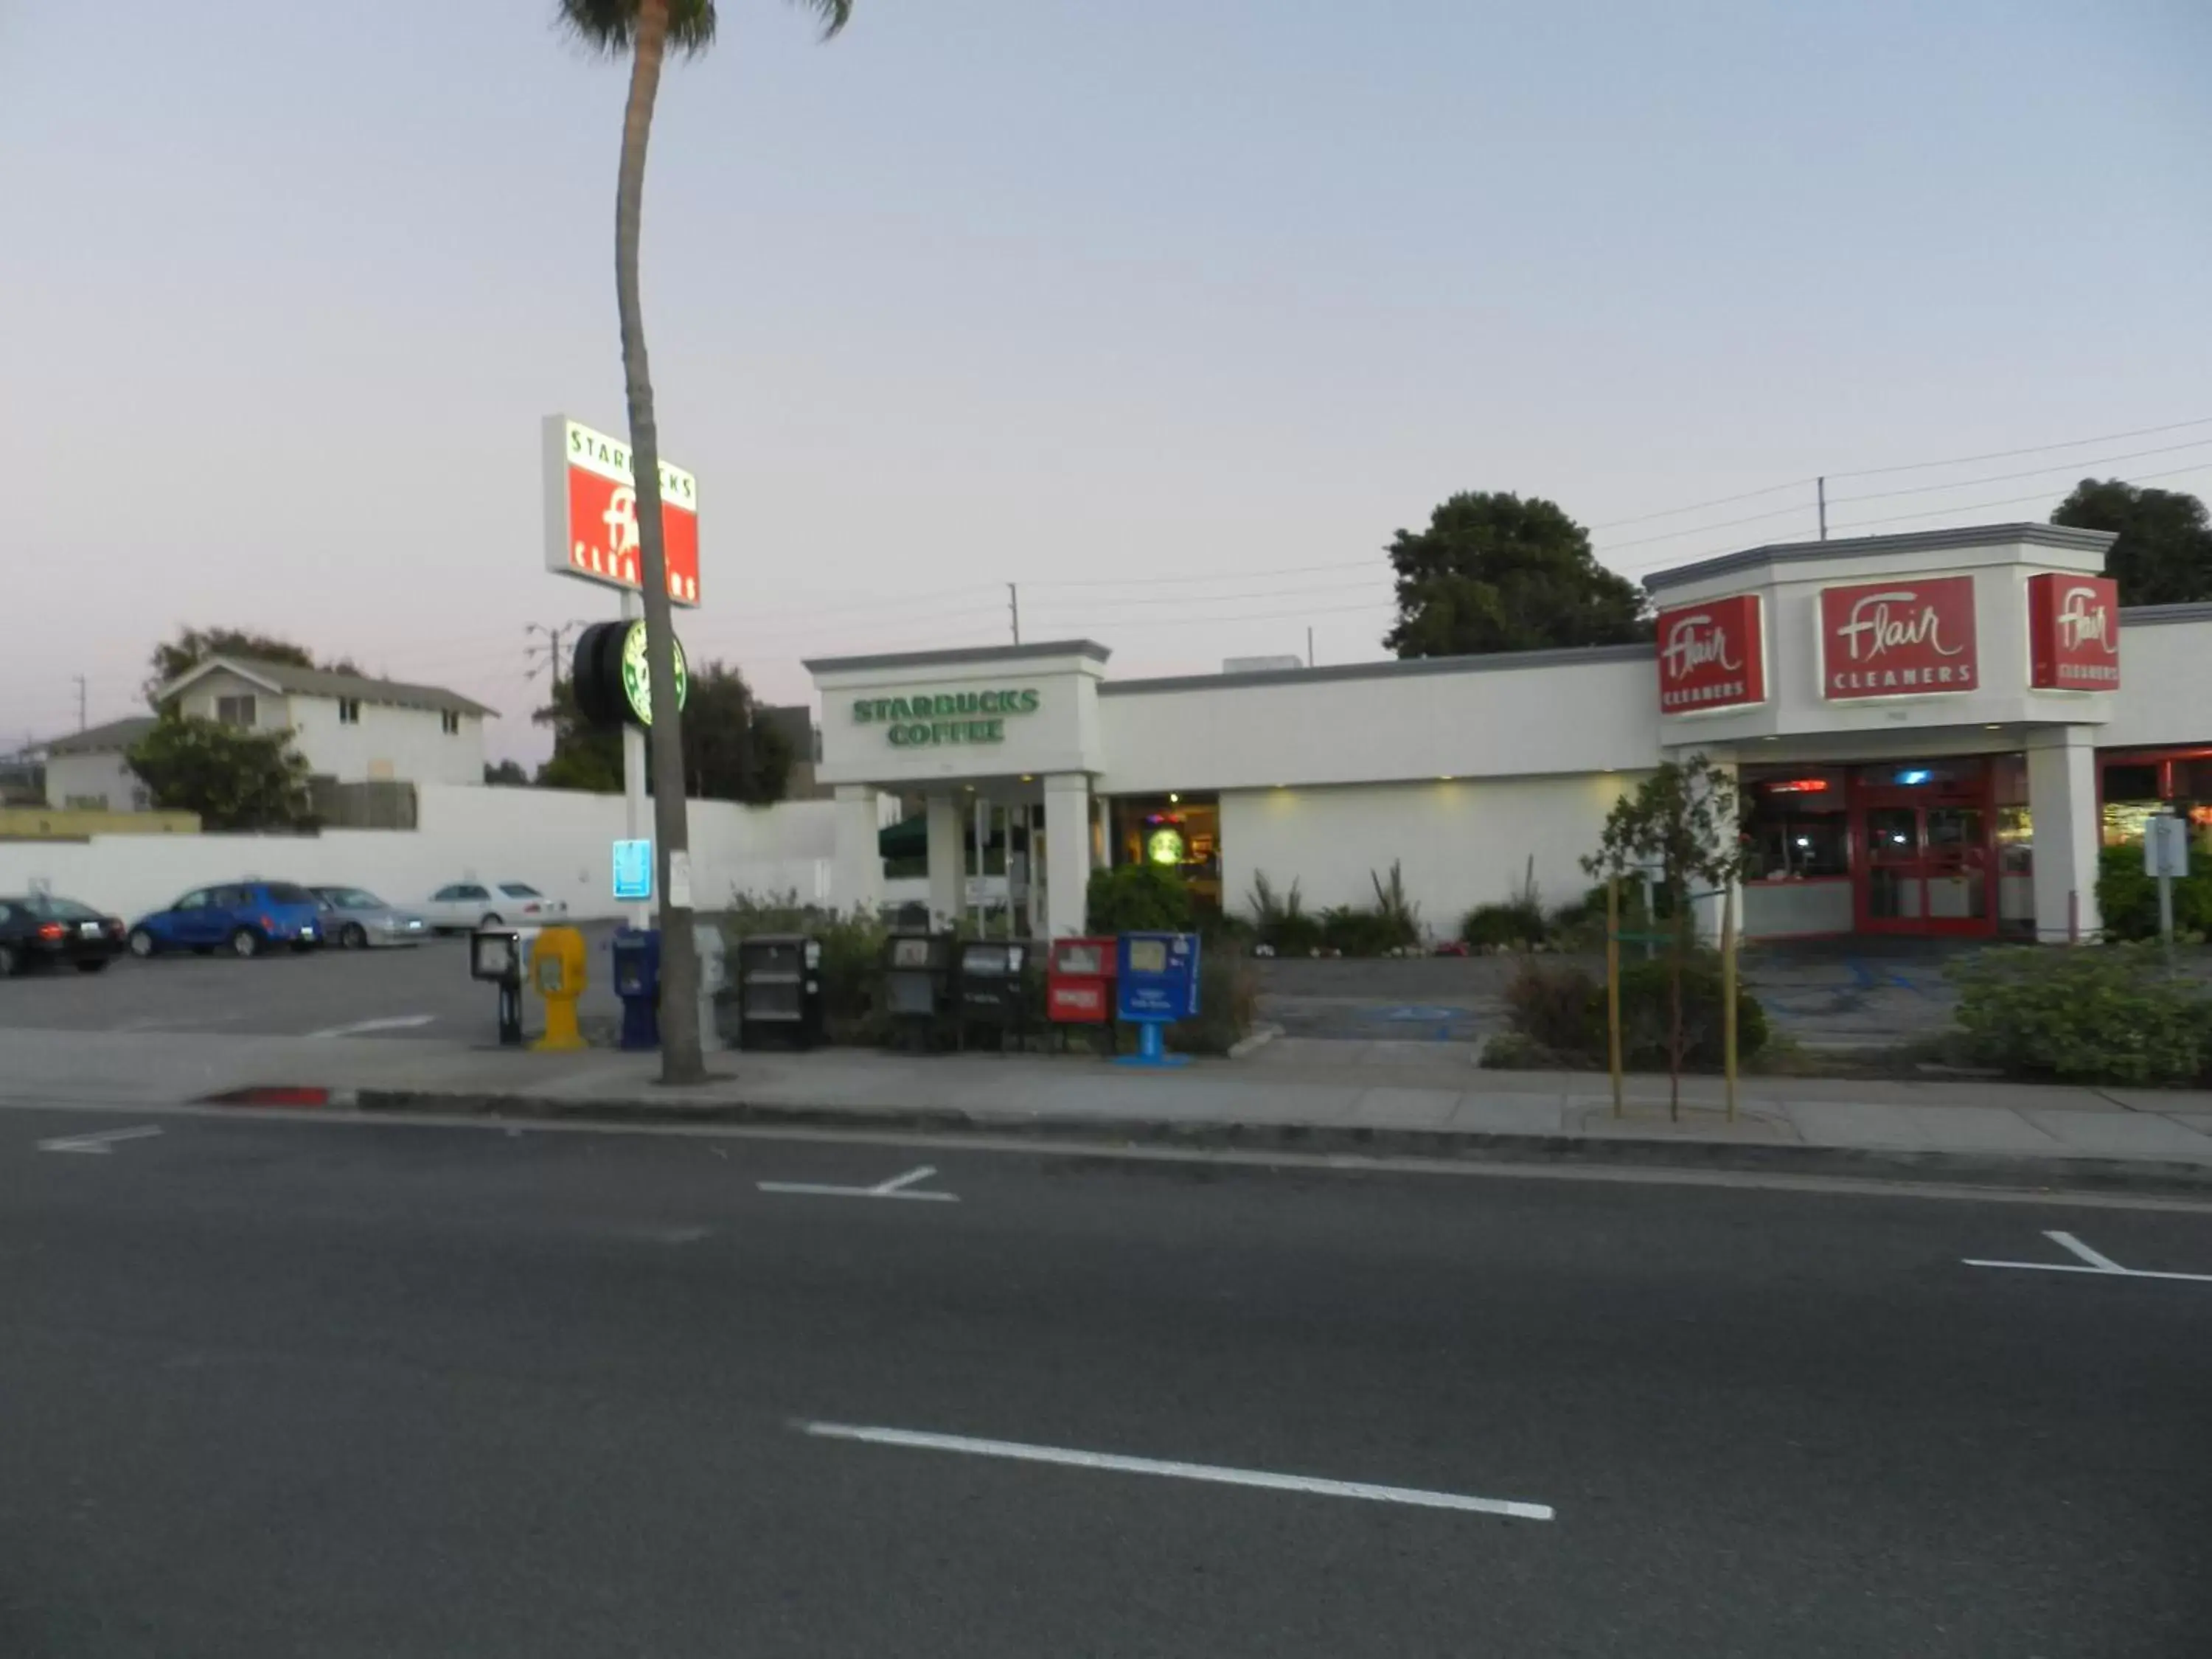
top-left (615, 0), bottom-right (704, 1083)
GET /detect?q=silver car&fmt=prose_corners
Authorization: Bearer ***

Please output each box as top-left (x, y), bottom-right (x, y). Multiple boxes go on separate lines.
top-left (311, 886), bottom-right (430, 949)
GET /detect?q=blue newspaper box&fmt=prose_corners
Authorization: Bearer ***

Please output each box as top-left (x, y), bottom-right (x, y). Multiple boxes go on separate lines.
top-left (611, 926), bottom-right (661, 1051)
top-left (1115, 931), bottom-right (1200, 1067)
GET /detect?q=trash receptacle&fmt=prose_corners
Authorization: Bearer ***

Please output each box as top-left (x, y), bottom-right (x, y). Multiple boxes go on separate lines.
top-left (737, 933), bottom-right (824, 1051)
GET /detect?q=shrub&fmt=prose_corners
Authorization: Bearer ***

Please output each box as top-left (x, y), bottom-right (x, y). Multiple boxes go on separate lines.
top-left (1948, 945), bottom-right (2211, 1085)
top-left (1461, 900), bottom-right (1545, 950)
top-left (717, 890), bottom-right (888, 1043)
top-left (1168, 945), bottom-right (1259, 1055)
top-left (1247, 871), bottom-right (1324, 955)
top-left (1368, 860), bottom-right (1422, 947)
top-left (1319, 904), bottom-right (1415, 956)
top-left (1086, 863), bottom-right (1193, 934)
top-left (2096, 841), bottom-right (2212, 942)
top-left (1493, 951), bottom-right (1767, 1070)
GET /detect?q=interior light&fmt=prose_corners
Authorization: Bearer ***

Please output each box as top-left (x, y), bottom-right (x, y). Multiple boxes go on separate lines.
top-left (1794, 836), bottom-right (1812, 848)
top-left (1169, 792), bottom-right (1180, 803)
top-left (1896, 768), bottom-right (1934, 785)
top-left (1438, 775), bottom-right (1454, 782)
top-left (1020, 774), bottom-right (1034, 782)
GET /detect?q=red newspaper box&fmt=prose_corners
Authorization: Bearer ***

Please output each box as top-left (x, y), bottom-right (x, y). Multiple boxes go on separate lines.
top-left (1046, 936), bottom-right (1116, 1025)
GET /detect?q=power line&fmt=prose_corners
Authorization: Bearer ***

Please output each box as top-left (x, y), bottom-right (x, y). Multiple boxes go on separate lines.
top-left (1826, 436), bottom-right (2212, 508)
top-left (1825, 459), bottom-right (2212, 535)
top-left (1826, 414), bottom-right (2212, 482)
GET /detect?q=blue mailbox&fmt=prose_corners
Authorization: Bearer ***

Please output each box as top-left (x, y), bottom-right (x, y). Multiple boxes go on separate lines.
top-left (611, 926), bottom-right (661, 1051)
top-left (1115, 931), bottom-right (1200, 1067)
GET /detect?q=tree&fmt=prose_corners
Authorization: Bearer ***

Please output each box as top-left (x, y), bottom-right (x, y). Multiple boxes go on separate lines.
top-left (557, 0), bottom-right (854, 1084)
top-left (145, 627), bottom-right (362, 705)
top-left (683, 661), bottom-right (793, 804)
top-left (484, 759), bottom-right (532, 786)
top-left (126, 713), bottom-right (313, 831)
top-left (2051, 479), bottom-right (2212, 607)
top-left (1582, 754), bottom-right (1750, 1119)
top-left (533, 681), bottom-right (624, 793)
top-left (1384, 492), bottom-right (1648, 659)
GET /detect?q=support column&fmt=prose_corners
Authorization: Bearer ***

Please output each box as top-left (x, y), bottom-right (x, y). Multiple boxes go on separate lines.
top-left (2026, 726), bottom-right (2101, 942)
top-left (924, 793), bottom-right (962, 926)
top-left (832, 785), bottom-right (885, 919)
top-left (1043, 773), bottom-right (1093, 938)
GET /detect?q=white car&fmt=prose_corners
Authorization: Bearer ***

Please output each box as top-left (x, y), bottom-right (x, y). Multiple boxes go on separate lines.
top-left (420, 881), bottom-right (568, 933)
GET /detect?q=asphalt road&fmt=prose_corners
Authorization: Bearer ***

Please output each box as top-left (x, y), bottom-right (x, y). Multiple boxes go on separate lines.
top-left (2, 1105), bottom-right (2207, 1657)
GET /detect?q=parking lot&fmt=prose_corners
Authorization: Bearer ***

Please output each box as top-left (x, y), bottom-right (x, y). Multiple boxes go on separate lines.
top-left (0, 927), bottom-right (626, 1043)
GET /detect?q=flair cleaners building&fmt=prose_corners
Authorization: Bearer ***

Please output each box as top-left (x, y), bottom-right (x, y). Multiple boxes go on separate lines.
top-left (807, 524), bottom-right (2212, 944)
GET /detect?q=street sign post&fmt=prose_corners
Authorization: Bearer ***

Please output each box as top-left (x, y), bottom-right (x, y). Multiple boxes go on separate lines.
top-left (2145, 813), bottom-right (2190, 966)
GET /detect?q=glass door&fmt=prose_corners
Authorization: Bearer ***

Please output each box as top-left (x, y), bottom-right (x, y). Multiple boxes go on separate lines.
top-left (1853, 793), bottom-right (1997, 936)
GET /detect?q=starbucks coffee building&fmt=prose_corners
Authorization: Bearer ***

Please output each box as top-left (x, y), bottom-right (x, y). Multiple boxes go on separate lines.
top-left (807, 524), bottom-right (2212, 944)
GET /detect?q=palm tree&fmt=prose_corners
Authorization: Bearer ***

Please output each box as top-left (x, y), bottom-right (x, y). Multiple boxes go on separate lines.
top-left (557, 0), bottom-right (853, 1082)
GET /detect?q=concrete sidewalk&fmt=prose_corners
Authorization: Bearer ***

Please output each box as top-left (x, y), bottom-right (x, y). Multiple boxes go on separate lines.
top-left (5, 1026), bottom-right (2211, 1192)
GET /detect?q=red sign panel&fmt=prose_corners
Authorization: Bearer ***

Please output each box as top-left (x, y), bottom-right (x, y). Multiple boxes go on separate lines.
top-left (1818, 576), bottom-right (1978, 700)
top-left (2026, 573), bottom-right (2121, 690)
top-left (1655, 594), bottom-right (1766, 714)
top-left (543, 416), bottom-right (701, 608)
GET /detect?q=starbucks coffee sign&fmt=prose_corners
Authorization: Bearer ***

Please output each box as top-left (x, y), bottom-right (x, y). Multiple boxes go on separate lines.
top-left (571, 618), bottom-right (689, 730)
top-left (854, 686), bottom-right (1040, 747)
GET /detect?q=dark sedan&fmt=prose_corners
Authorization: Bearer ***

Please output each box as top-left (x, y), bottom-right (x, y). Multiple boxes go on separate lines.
top-left (0, 894), bottom-right (128, 977)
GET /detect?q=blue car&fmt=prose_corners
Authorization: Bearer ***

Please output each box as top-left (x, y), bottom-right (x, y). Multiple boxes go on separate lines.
top-left (127, 881), bottom-right (324, 959)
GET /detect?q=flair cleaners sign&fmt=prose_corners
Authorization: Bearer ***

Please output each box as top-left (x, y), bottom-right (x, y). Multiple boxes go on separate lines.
top-left (2026, 573), bottom-right (2121, 690)
top-left (854, 687), bottom-right (1041, 748)
top-left (541, 414), bottom-right (701, 608)
top-left (1818, 576), bottom-right (1978, 700)
top-left (1655, 594), bottom-right (1766, 714)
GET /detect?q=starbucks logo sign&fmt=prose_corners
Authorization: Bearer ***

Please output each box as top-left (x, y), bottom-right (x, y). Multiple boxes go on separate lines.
top-left (571, 618), bottom-right (690, 730)
top-left (619, 619), bottom-right (687, 726)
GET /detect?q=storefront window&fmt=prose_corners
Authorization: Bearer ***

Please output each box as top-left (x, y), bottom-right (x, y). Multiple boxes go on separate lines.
top-left (2099, 749), bottom-right (2212, 845)
top-left (1112, 795), bottom-right (1222, 908)
top-left (1742, 769), bottom-right (1848, 881)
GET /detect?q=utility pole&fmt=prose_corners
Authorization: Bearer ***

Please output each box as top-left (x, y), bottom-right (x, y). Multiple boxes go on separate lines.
top-left (1306, 626), bottom-right (1314, 669)
top-left (72, 675), bottom-right (86, 731)
top-left (526, 621), bottom-right (590, 691)
top-left (1817, 476), bottom-right (1828, 541)
top-left (1008, 582), bottom-right (1021, 646)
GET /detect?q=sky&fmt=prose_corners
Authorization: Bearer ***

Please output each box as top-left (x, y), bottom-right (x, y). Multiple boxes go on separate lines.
top-left (4, 0), bottom-right (2210, 766)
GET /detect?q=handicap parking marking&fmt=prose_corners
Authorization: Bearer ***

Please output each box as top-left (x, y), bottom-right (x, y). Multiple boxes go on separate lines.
top-left (1964, 1228), bottom-right (2212, 1286)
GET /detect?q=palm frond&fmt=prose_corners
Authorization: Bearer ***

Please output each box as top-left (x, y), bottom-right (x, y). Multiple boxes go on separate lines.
top-left (555, 0), bottom-right (719, 57)
top-left (801, 0), bottom-right (854, 40)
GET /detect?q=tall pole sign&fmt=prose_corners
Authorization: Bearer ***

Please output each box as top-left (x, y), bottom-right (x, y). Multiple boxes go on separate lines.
top-left (543, 414), bottom-right (703, 925)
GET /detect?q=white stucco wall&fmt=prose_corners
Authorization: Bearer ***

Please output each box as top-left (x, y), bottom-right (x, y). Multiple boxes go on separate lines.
top-left (1220, 773), bottom-right (1644, 938)
top-left (1097, 650), bottom-right (1660, 796)
top-left (0, 785), bottom-right (841, 924)
top-left (2097, 611), bottom-right (2212, 749)
top-left (44, 751), bottom-right (147, 811)
top-left (172, 668), bottom-right (274, 727)
top-left (288, 695), bottom-right (486, 785)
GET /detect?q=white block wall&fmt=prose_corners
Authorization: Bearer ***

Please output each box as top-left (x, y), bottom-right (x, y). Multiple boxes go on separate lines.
top-left (0, 785), bottom-right (840, 924)
top-left (1220, 773), bottom-right (1646, 939)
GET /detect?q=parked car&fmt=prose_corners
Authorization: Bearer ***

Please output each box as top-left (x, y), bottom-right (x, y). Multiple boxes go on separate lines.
top-left (420, 881), bottom-right (568, 933)
top-left (310, 886), bottom-right (430, 949)
top-left (127, 881), bottom-right (324, 959)
top-left (0, 894), bottom-right (127, 976)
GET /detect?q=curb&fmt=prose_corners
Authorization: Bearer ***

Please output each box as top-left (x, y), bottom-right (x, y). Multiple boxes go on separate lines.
top-left (1227, 1023), bottom-right (1284, 1060)
top-left (343, 1088), bottom-right (2212, 1197)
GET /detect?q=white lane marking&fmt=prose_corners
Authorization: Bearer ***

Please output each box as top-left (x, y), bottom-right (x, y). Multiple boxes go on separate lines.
top-left (2045, 1230), bottom-right (2127, 1273)
top-left (1964, 1228), bottom-right (2212, 1284)
top-left (871, 1164), bottom-right (938, 1194)
top-left (305, 1014), bottom-right (437, 1040)
top-left (37, 1125), bottom-right (165, 1155)
top-left (799, 1421), bottom-right (1554, 1522)
top-left (758, 1164), bottom-right (958, 1203)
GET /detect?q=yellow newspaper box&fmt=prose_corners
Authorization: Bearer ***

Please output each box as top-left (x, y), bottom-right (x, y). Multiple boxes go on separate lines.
top-left (530, 926), bottom-right (588, 1051)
